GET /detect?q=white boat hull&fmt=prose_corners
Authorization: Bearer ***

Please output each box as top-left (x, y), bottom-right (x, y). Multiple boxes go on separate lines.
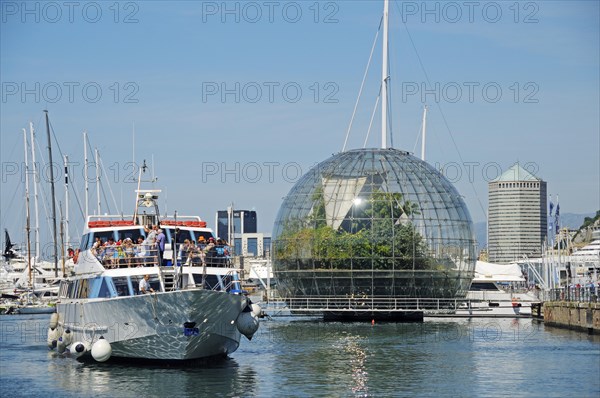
top-left (453, 290), bottom-right (538, 317)
top-left (56, 289), bottom-right (250, 361)
top-left (454, 301), bottom-right (533, 317)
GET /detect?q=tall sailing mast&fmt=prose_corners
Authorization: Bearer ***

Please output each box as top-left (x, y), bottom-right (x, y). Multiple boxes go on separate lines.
top-left (29, 122), bottom-right (40, 261)
top-left (44, 110), bottom-right (59, 277)
top-left (63, 154), bottom-right (70, 253)
top-left (22, 129), bottom-right (32, 288)
top-left (381, 0), bottom-right (390, 149)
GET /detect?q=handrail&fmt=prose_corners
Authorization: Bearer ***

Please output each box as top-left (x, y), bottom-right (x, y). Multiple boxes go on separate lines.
top-left (274, 296), bottom-right (541, 313)
top-left (544, 286), bottom-right (599, 303)
top-left (94, 243), bottom-right (158, 268)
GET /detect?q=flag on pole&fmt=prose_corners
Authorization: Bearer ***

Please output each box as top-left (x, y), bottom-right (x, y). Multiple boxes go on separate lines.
top-left (549, 200), bottom-right (554, 217)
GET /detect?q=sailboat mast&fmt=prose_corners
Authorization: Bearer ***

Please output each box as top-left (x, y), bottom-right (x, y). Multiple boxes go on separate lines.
top-left (59, 202), bottom-right (66, 277)
top-left (44, 110), bottom-right (59, 278)
top-left (421, 105), bottom-right (428, 161)
top-left (29, 122), bottom-right (40, 260)
top-left (381, 0), bottom-right (390, 149)
top-left (63, 154), bottom-right (70, 252)
top-left (83, 131), bottom-right (89, 219)
top-left (95, 148), bottom-right (101, 215)
top-left (23, 128), bottom-right (32, 287)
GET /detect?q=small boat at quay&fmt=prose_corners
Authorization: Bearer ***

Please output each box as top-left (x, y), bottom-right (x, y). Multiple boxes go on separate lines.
top-left (454, 261), bottom-right (540, 317)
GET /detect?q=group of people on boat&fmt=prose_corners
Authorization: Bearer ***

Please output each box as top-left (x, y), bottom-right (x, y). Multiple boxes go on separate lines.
top-left (90, 225), bottom-right (164, 268)
top-left (89, 225), bottom-right (231, 268)
top-left (179, 236), bottom-right (230, 267)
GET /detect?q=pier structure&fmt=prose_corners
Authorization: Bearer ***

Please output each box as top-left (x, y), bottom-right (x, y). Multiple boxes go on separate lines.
top-left (533, 286), bottom-right (600, 334)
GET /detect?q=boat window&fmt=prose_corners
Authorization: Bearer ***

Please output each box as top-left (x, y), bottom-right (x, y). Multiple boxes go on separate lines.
top-left (75, 279), bottom-right (90, 298)
top-left (98, 278), bottom-right (112, 298)
top-left (59, 281), bottom-right (70, 298)
top-left (193, 274), bottom-right (219, 290)
top-left (194, 231), bottom-right (214, 242)
top-left (164, 228), bottom-right (193, 244)
top-left (117, 228), bottom-right (144, 242)
top-left (131, 275), bottom-right (161, 294)
top-left (91, 231), bottom-right (116, 244)
top-left (470, 282), bottom-right (500, 291)
top-left (80, 233), bottom-right (91, 251)
top-left (114, 277), bottom-right (131, 296)
top-left (149, 277), bottom-right (161, 292)
top-left (67, 281), bottom-right (76, 298)
top-left (131, 275), bottom-right (143, 294)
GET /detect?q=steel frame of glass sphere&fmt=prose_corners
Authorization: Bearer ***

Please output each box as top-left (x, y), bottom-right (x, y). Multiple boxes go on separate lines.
top-left (272, 148), bottom-right (477, 303)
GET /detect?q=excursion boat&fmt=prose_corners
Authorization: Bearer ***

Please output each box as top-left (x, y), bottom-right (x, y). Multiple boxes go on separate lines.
top-left (47, 189), bottom-right (260, 363)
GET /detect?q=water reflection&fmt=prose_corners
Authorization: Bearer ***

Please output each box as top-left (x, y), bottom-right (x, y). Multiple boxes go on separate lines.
top-left (45, 355), bottom-right (259, 398)
top-left (269, 320), bottom-right (479, 397)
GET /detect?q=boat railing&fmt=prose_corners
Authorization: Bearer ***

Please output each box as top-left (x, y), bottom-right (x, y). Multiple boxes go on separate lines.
top-left (278, 296), bottom-right (466, 313)
top-left (271, 295), bottom-right (545, 314)
top-left (88, 242), bottom-right (239, 271)
top-left (178, 244), bottom-right (232, 268)
top-left (194, 269), bottom-right (241, 293)
top-left (92, 243), bottom-right (159, 269)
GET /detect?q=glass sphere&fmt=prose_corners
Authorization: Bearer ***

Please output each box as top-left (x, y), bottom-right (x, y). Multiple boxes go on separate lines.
top-left (272, 148), bottom-right (476, 302)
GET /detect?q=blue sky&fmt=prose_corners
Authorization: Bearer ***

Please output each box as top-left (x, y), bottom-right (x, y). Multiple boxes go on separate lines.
top-left (1, 0), bottom-right (599, 252)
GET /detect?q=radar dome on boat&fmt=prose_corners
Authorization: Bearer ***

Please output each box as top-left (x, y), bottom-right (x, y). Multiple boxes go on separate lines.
top-left (272, 148), bottom-right (476, 303)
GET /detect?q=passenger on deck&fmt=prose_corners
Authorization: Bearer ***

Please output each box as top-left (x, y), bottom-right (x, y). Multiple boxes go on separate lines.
top-left (189, 240), bottom-right (203, 266)
top-left (156, 228), bottom-right (166, 265)
top-left (103, 237), bottom-right (117, 268)
top-left (180, 239), bottom-right (191, 264)
top-left (134, 236), bottom-right (145, 266)
top-left (139, 274), bottom-right (154, 294)
top-left (123, 238), bottom-right (135, 267)
top-left (204, 237), bottom-right (217, 266)
top-left (144, 225), bottom-right (158, 265)
top-left (197, 236), bottom-right (207, 251)
top-left (92, 237), bottom-right (104, 259)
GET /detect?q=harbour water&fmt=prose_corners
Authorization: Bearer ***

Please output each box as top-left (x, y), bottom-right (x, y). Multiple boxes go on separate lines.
top-left (1, 314), bottom-right (599, 397)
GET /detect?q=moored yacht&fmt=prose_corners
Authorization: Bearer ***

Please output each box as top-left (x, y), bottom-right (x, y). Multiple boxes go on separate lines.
top-left (454, 261), bottom-right (540, 317)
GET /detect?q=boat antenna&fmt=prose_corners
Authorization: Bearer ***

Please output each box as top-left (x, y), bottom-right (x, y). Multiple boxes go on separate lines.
top-left (132, 121), bottom-right (135, 170)
top-left (44, 110), bottom-right (59, 278)
top-left (132, 159), bottom-right (146, 224)
top-left (381, 0), bottom-right (390, 149)
top-left (95, 148), bottom-right (101, 215)
top-left (23, 128), bottom-right (32, 288)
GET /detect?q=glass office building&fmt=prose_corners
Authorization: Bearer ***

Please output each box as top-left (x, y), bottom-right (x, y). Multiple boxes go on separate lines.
top-left (216, 210), bottom-right (257, 243)
top-left (272, 148), bottom-right (477, 302)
